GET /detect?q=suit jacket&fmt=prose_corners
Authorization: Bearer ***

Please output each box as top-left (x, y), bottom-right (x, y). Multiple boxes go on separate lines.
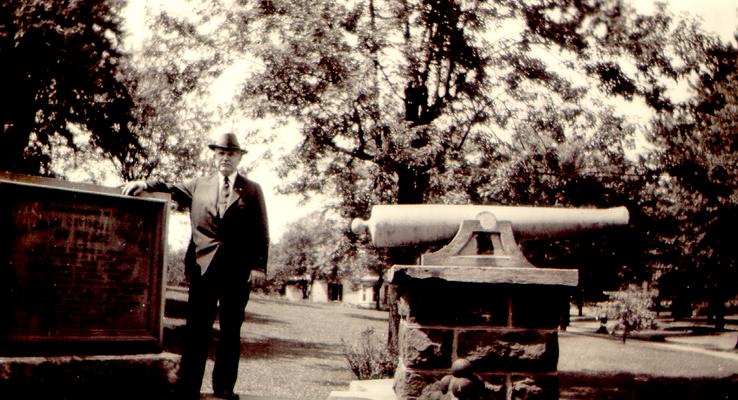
top-left (147, 173), bottom-right (269, 277)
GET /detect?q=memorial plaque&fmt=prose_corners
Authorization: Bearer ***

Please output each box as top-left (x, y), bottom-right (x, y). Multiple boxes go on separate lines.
top-left (0, 173), bottom-right (169, 355)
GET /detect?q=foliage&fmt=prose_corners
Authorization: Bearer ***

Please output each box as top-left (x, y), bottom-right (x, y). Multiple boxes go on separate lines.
top-left (267, 210), bottom-right (390, 306)
top-left (268, 211), bottom-right (348, 288)
top-left (228, 0), bottom-right (709, 213)
top-left (598, 285), bottom-right (657, 343)
top-left (341, 327), bottom-right (397, 380)
top-left (138, 0), bottom-right (737, 323)
top-left (643, 38), bottom-right (738, 327)
top-left (0, 0), bottom-right (147, 179)
top-left (166, 245), bottom-right (188, 287)
top-left (480, 100), bottom-right (651, 296)
top-left (217, 0), bottom-right (707, 298)
top-left (126, 4), bottom-right (240, 182)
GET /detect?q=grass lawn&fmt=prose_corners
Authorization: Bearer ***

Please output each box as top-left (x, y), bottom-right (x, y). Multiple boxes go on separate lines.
top-left (164, 295), bottom-right (738, 400)
top-left (165, 294), bottom-right (390, 400)
top-left (559, 333), bottom-right (738, 399)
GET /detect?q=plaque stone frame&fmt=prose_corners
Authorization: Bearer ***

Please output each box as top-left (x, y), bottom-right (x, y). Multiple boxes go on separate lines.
top-left (0, 172), bottom-right (169, 355)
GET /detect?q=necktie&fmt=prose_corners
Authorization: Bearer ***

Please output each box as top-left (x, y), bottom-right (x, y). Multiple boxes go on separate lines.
top-left (219, 176), bottom-right (230, 216)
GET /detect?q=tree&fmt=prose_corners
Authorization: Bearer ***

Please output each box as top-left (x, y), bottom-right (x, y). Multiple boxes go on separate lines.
top-left (142, 0), bottom-right (731, 336)
top-left (126, 3), bottom-right (258, 183)
top-left (645, 38), bottom-right (738, 328)
top-left (233, 0), bottom-right (706, 213)
top-left (0, 0), bottom-right (146, 179)
top-left (230, 1), bottom-right (723, 347)
top-left (142, 0), bottom-right (710, 245)
top-left (479, 100), bottom-right (653, 306)
top-left (268, 210), bottom-right (390, 306)
top-left (268, 211), bottom-right (348, 293)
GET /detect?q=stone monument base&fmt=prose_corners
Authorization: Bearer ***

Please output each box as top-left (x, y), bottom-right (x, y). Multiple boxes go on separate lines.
top-left (328, 379), bottom-right (397, 400)
top-left (0, 352), bottom-right (180, 399)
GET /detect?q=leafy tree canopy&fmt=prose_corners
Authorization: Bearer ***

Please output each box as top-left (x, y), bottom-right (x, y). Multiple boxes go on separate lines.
top-left (204, 0), bottom-right (707, 214)
top-left (268, 210), bottom-right (351, 285)
top-left (0, 0), bottom-right (146, 179)
top-left (644, 38), bottom-right (738, 325)
top-left (140, 0), bottom-right (735, 314)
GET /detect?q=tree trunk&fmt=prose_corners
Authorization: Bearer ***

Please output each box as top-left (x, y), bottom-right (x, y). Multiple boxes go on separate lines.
top-left (386, 246), bottom-right (418, 351)
top-left (0, 112), bottom-right (37, 174)
top-left (711, 293), bottom-right (726, 330)
top-left (670, 295), bottom-right (692, 320)
top-left (374, 275), bottom-right (384, 310)
top-left (396, 167), bottom-right (428, 205)
top-left (384, 162), bottom-right (431, 353)
top-left (386, 283), bottom-right (399, 352)
top-left (575, 290), bottom-right (584, 317)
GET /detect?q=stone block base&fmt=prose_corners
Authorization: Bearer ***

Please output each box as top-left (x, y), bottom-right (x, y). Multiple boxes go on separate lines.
top-left (0, 352), bottom-right (180, 399)
top-left (394, 362), bottom-right (559, 400)
top-left (328, 379), bottom-right (398, 400)
top-left (388, 269), bottom-right (571, 400)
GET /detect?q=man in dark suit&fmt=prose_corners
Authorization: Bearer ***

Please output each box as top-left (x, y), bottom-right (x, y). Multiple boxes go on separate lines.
top-left (123, 132), bottom-right (269, 400)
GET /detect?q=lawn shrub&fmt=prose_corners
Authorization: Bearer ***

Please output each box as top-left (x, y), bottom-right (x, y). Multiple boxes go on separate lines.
top-left (342, 327), bottom-right (397, 380)
top-left (598, 285), bottom-right (658, 343)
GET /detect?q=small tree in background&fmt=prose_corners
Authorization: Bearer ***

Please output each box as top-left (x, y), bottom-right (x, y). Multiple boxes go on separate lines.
top-left (598, 285), bottom-right (657, 343)
top-left (267, 210), bottom-right (347, 292)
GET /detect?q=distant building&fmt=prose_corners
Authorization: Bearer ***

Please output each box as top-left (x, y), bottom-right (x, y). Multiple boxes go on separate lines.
top-left (342, 274), bottom-right (386, 309)
top-left (283, 274), bottom-right (388, 309)
top-left (284, 275), bottom-right (309, 302)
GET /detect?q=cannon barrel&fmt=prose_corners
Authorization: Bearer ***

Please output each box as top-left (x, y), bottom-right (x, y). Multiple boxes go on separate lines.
top-left (351, 204), bottom-right (629, 247)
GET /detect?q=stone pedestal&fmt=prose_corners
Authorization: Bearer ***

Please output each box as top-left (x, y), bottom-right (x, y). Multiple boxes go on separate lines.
top-left (348, 207), bottom-right (623, 400)
top-left (390, 265), bottom-right (575, 400)
top-left (0, 173), bottom-right (169, 353)
top-left (0, 352), bottom-right (180, 398)
top-left (0, 173), bottom-right (178, 396)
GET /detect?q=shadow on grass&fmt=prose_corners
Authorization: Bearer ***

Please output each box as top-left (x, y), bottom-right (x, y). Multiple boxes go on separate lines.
top-left (250, 297), bottom-right (330, 310)
top-left (309, 361), bottom-right (350, 373)
top-left (346, 312), bottom-right (389, 323)
top-left (164, 324), bottom-right (340, 361)
top-left (560, 372), bottom-right (738, 400)
top-left (238, 337), bottom-right (340, 360)
top-left (245, 311), bottom-right (287, 326)
top-left (661, 325), bottom-right (735, 335)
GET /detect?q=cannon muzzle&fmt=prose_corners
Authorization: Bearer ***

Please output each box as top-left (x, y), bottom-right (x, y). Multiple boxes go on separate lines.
top-left (351, 204), bottom-right (629, 247)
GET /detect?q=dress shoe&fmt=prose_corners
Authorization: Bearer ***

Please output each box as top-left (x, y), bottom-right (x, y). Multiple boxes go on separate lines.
top-left (170, 388), bottom-right (201, 400)
top-left (213, 390), bottom-right (239, 400)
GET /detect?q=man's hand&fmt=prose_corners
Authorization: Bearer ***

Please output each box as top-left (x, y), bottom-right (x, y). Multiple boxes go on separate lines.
top-left (122, 181), bottom-right (147, 196)
top-left (249, 270), bottom-right (266, 286)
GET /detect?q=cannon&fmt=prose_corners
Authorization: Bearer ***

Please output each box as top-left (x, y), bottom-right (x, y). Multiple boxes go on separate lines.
top-left (351, 204), bottom-right (629, 248)
top-left (350, 204), bottom-right (631, 400)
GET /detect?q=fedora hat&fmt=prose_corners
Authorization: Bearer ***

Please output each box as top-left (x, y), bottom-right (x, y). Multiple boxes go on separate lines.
top-left (208, 132), bottom-right (246, 153)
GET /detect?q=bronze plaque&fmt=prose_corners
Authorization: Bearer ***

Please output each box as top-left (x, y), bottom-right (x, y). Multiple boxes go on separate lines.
top-left (0, 173), bottom-right (168, 354)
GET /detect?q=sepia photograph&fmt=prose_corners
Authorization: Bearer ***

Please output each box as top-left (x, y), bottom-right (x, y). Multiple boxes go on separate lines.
top-left (0, 0), bottom-right (736, 399)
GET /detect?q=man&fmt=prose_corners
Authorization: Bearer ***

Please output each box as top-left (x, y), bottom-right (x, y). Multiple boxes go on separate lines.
top-left (123, 132), bottom-right (269, 400)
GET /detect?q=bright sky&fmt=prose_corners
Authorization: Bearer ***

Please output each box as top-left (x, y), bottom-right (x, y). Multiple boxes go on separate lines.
top-left (120, 0), bottom-right (738, 245)
top-left (643, 0), bottom-right (737, 40)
